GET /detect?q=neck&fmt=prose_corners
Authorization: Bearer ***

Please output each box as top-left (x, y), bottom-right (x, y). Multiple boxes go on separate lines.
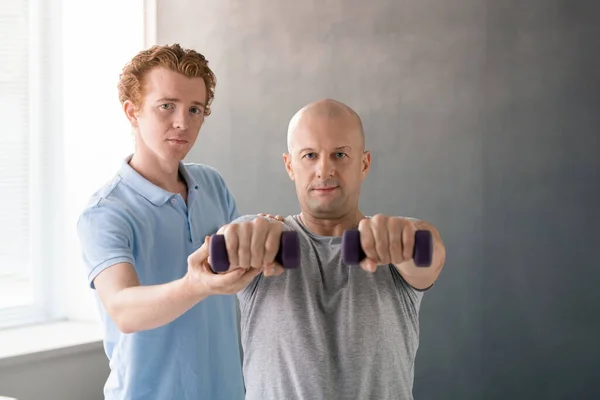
top-left (129, 151), bottom-right (183, 193)
top-left (299, 208), bottom-right (365, 237)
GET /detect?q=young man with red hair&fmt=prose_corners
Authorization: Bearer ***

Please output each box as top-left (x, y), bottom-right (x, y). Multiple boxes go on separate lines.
top-left (77, 44), bottom-right (257, 400)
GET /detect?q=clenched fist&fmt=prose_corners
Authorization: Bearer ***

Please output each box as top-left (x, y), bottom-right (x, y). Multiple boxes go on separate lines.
top-left (357, 214), bottom-right (418, 273)
top-left (218, 217), bottom-right (286, 277)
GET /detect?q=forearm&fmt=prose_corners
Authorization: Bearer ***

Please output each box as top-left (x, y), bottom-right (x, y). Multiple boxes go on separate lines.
top-left (108, 276), bottom-right (207, 334)
top-left (396, 221), bottom-right (446, 290)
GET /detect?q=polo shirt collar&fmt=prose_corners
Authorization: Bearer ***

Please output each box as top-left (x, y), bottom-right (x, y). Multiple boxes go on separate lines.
top-left (118, 155), bottom-right (199, 206)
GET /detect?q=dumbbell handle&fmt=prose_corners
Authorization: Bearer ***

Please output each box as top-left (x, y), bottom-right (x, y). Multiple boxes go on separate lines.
top-left (341, 229), bottom-right (433, 267)
top-left (209, 230), bottom-right (301, 273)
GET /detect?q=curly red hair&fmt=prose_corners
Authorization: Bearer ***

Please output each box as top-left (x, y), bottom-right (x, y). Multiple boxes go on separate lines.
top-left (117, 43), bottom-right (216, 115)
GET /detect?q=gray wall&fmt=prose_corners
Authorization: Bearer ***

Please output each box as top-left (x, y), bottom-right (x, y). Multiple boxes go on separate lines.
top-left (158, 1), bottom-right (600, 399)
top-left (482, 2), bottom-right (599, 399)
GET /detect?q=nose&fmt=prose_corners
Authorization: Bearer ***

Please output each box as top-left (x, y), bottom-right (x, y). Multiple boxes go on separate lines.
top-left (173, 108), bottom-right (190, 130)
top-left (316, 156), bottom-right (334, 178)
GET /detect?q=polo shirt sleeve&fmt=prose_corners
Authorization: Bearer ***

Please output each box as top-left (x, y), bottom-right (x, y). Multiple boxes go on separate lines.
top-left (77, 202), bottom-right (135, 289)
top-left (226, 185), bottom-right (240, 222)
top-left (214, 170), bottom-right (241, 222)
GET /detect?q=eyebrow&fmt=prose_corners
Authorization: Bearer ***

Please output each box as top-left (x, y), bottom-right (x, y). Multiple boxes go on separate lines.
top-left (298, 146), bottom-right (352, 153)
top-left (156, 97), bottom-right (205, 107)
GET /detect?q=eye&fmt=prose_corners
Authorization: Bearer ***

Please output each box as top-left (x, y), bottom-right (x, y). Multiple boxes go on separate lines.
top-left (335, 152), bottom-right (347, 159)
top-left (159, 103), bottom-right (174, 110)
top-left (303, 153), bottom-right (317, 159)
top-left (190, 106), bottom-right (204, 115)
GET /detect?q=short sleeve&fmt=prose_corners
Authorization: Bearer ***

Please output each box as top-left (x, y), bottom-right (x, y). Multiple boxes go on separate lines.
top-left (217, 173), bottom-right (240, 222)
top-left (77, 203), bottom-right (135, 289)
top-left (389, 265), bottom-right (426, 318)
top-left (226, 185), bottom-right (241, 222)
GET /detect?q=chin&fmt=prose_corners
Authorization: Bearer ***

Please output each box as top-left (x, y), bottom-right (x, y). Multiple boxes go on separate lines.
top-left (161, 147), bottom-right (191, 162)
top-left (308, 203), bottom-right (344, 218)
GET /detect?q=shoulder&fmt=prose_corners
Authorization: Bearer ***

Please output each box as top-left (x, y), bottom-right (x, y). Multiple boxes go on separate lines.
top-left (77, 176), bottom-right (133, 232)
top-left (183, 162), bottom-right (228, 187)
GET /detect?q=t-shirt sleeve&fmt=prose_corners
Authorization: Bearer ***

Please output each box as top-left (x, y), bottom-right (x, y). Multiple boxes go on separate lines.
top-left (389, 265), bottom-right (426, 316)
top-left (77, 203), bottom-right (135, 289)
top-left (389, 264), bottom-right (434, 294)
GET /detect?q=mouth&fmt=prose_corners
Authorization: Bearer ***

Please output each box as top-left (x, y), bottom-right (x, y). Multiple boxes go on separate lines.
top-left (311, 186), bottom-right (338, 194)
top-left (167, 139), bottom-right (189, 145)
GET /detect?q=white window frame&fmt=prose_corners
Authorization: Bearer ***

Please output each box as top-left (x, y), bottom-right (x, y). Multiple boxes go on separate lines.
top-left (0, 0), bottom-right (157, 332)
top-left (1, 0), bottom-right (152, 331)
top-left (0, 0), bottom-right (65, 329)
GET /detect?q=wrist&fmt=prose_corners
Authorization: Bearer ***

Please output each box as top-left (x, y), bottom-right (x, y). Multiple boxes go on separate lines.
top-left (180, 273), bottom-right (210, 303)
top-left (395, 260), bottom-right (424, 276)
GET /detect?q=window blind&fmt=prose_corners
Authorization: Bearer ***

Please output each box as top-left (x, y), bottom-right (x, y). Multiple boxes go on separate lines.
top-left (0, 0), bottom-right (31, 286)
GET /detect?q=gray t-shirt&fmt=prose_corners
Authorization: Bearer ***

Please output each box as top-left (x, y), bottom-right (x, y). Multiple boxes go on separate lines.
top-left (235, 214), bottom-right (428, 400)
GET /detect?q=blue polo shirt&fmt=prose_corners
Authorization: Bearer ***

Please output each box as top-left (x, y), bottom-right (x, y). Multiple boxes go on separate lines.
top-left (77, 156), bottom-right (245, 400)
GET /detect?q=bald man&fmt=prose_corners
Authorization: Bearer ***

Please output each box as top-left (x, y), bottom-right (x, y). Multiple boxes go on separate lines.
top-left (191, 99), bottom-right (446, 400)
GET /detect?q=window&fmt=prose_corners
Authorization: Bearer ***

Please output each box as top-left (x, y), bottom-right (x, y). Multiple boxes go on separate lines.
top-left (0, 0), bottom-right (52, 328)
top-left (0, 0), bottom-right (145, 330)
top-left (0, 2), bottom-right (29, 307)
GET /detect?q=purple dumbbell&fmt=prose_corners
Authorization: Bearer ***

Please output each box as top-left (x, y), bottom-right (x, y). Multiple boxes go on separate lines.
top-left (209, 231), bottom-right (301, 273)
top-left (341, 229), bottom-right (433, 267)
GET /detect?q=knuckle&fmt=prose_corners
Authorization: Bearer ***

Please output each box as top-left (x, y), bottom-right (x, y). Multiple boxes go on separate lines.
top-left (253, 217), bottom-right (268, 227)
top-left (265, 239), bottom-right (278, 255)
top-left (404, 219), bottom-right (415, 232)
top-left (372, 214), bottom-right (386, 224)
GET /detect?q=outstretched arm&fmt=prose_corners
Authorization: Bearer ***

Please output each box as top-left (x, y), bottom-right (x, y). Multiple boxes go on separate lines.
top-left (357, 214), bottom-right (446, 290)
top-left (78, 206), bottom-right (261, 334)
top-left (93, 250), bottom-right (259, 333)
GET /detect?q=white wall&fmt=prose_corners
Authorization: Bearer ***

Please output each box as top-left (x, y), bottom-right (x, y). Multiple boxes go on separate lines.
top-left (0, 345), bottom-right (108, 400)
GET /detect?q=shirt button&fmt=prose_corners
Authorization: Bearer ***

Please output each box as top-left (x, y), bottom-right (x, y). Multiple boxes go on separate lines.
top-left (171, 198), bottom-right (177, 205)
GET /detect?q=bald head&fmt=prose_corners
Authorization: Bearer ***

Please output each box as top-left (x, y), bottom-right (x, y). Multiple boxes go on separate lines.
top-left (287, 99), bottom-right (364, 152)
top-left (282, 99), bottom-right (371, 221)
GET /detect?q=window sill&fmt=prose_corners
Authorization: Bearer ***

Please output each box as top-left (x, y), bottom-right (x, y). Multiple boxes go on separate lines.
top-left (0, 320), bottom-right (104, 368)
